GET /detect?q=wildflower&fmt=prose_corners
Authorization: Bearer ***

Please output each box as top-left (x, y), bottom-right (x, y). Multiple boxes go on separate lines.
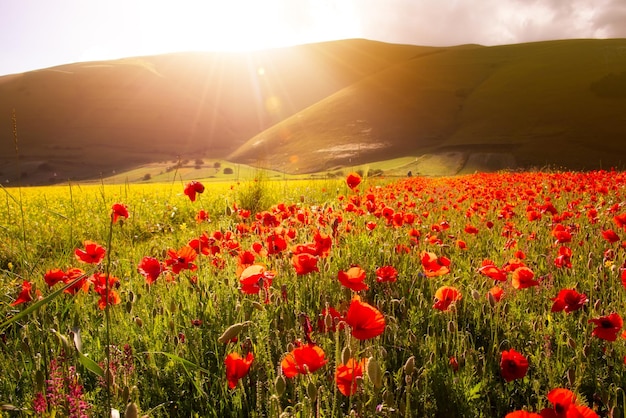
top-left (511, 267), bottom-right (539, 289)
top-left (44, 268), bottom-right (67, 287)
top-left (550, 289), bottom-right (588, 313)
top-left (338, 266), bottom-right (369, 291)
top-left (335, 358), bottom-right (366, 396)
top-left (539, 388), bottom-right (599, 418)
top-left (138, 256), bottom-right (163, 285)
top-left (375, 265), bottom-right (398, 283)
top-left (63, 268), bottom-right (89, 295)
top-left (505, 411), bottom-right (542, 418)
top-left (239, 264), bottom-right (275, 296)
top-left (291, 253), bottom-right (320, 275)
top-left (195, 209), bottom-right (209, 223)
top-left (433, 286), bottom-right (462, 312)
top-left (420, 251), bottom-right (451, 277)
top-left (11, 280), bottom-right (36, 306)
top-left (500, 349), bottom-right (529, 382)
top-left (184, 181), bottom-right (205, 202)
top-left (478, 261), bottom-right (507, 282)
top-left (74, 240), bottom-right (106, 264)
top-left (90, 273), bottom-right (121, 310)
top-left (313, 230), bottom-right (332, 257)
top-left (111, 203), bottom-right (129, 223)
top-left (346, 172), bottom-right (362, 190)
top-left (281, 343), bottom-right (327, 378)
top-left (553, 246), bottom-right (572, 269)
top-left (449, 356), bottom-right (459, 372)
top-left (344, 295), bottom-right (385, 340)
top-left (601, 229), bottom-right (620, 243)
top-left (588, 312), bottom-right (623, 341)
top-left (487, 286), bottom-right (504, 303)
top-left (224, 352), bottom-right (254, 389)
top-left (165, 245), bottom-right (198, 274)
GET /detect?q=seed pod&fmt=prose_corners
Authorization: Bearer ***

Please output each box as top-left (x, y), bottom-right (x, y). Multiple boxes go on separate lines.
top-left (367, 357), bottom-right (382, 388)
top-left (404, 356), bottom-right (415, 375)
top-left (124, 402), bottom-right (139, 418)
top-left (218, 323), bottom-right (244, 344)
top-left (275, 375), bottom-right (286, 396)
top-left (341, 346), bottom-right (352, 365)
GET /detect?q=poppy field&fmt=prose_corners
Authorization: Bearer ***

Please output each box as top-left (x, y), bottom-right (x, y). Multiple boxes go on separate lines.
top-left (2, 170), bottom-right (626, 417)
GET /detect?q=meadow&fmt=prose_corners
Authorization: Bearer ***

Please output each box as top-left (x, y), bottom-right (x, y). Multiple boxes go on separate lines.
top-left (1, 170), bottom-right (626, 417)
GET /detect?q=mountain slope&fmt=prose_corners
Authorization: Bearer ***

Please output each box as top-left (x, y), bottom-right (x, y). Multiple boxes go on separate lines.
top-left (229, 39), bottom-right (626, 173)
top-left (0, 39), bottom-right (420, 184)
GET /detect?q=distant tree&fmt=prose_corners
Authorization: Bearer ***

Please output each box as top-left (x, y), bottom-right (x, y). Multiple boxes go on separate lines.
top-left (223, 167), bottom-right (234, 175)
top-left (142, 173), bottom-right (152, 181)
top-left (213, 161), bottom-right (222, 169)
top-left (195, 158), bottom-right (204, 166)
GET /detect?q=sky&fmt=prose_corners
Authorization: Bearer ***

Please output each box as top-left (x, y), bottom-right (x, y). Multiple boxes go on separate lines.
top-left (1, 0), bottom-right (626, 76)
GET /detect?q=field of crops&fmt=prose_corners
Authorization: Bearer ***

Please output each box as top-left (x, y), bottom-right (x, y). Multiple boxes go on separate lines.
top-left (2, 170), bottom-right (626, 417)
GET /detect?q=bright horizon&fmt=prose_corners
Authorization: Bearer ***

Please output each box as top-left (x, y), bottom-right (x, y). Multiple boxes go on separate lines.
top-left (2, 0), bottom-right (626, 77)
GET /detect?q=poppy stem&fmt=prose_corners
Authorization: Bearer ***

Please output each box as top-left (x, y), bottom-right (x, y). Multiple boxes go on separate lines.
top-left (103, 217), bottom-right (114, 415)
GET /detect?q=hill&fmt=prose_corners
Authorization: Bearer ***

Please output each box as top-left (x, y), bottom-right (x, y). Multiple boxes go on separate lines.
top-left (229, 39), bottom-right (626, 174)
top-left (2, 38), bottom-right (626, 185)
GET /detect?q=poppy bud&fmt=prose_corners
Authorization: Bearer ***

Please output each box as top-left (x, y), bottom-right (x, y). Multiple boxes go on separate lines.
top-left (307, 381), bottom-right (318, 402)
top-left (105, 368), bottom-right (116, 388)
top-left (125, 301), bottom-right (133, 314)
top-left (404, 356), bottom-right (415, 375)
top-left (567, 368), bottom-right (576, 386)
top-left (252, 301), bottom-right (265, 311)
top-left (567, 337), bottom-right (576, 349)
top-left (367, 357), bottom-right (382, 388)
top-left (124, 402), bottom-right (139, 418)
top-left (168, 320), bottom-right (175, 333)
top-left (342, 346), bottom-right (352, 365)
top-left (134, 317), bottom-right (143, 327)
top-left (487, 292), bottom-right (497, 308)
top-left (471, 289), bottom-right (481, 300)
top-left (122, 385), bottom-right (130, 404)
top-left (275, 375), bottom-right (286, 396)
top-left (447, 321), bottom-right (456, 333)
top-left (218, 323), bottom-right (244, 344)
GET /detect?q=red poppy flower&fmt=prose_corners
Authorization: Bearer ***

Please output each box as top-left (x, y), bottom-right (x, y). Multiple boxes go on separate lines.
top-left (551, 225), bottom-right (572, 244)
top-left (111, 203), bottom-right (129, 223)
top-left (11, 280), bottom-right (35, 306)
top-left (344, 295), bottom-right (385, 340)
top-left (338, 266), bottom-right (369, 291)
top-left (433, 286), bottom-right (462, 312)
top-left (478, 262), bottom-right (507, 282)
top-left (554, 246), bottom-right (572, 269)
top-left (44, 268), bottom-right (67, 287)
top-left (464, 224), bottom-right (479, 234)
top-left (165, 245), bottom-right (198, 274)
top-left (375, 265), bottom-right (398, 283)
top-left (239, 264), bottom-right (275, 296)
top-left (291, 253), bottom-right (320, 275)
top-left (184, 181), bottom-right (205, 202)
top-left (138, 256), bottom-right (163, 285)
top-left (346, 172), bottom-right (362, 190)
top-left (313, 230), bottom-right (332, 258)
top-left (588, 312), bottom-right (623, 341)
top-left (613, 213), bottom-right (626, 229)
top-left (266, 231), bottom-right (288, 255)
top-left (335, 358), bottom-right (366, 396)
top-left (487, 286), bottom-right (504, 303)
top-left (74, 240), bottom-right (106, 264)
top-left (195, 209), bottom-right (209, 223)
top-left (601, 229), bottom-right (620, 243)
top-left (281, 343), bottom-right (327, 378)
top-left (539, 388), bottom-right (599, 418)
top-left (500, 349), bottom-right (529, 382)
top-left (63, 268), bottom-right (89, 295)
top-left (511, 267), bottom-right (539, 289)
top-left (224, 352), bottom-right (254, 389)
top-left (420, 251), bottom-right (451, 277)
top-left (550, 289), bottom-right (588, 313)
top-left (506, 411), bottom-right (542, 418)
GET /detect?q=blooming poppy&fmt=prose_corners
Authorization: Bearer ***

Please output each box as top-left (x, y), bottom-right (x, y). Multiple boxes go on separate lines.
top-left (588, 312), bottom-right (623, 341)
top-left (505, 411), bottom-right (542, 418)
top-left (165, 245), bottom-right (198, 274)
top-left (44, 268), bottom-right (67, 287)
top-left (281, 343), bottom-right (327, 378)
top-left (11, 280), bottom-right (36, 306)
top-left (511, 267), bottom-right (539, 289)
top-left (487, 286), bottom-right (504, 303)
top-left (266, 231), bottom-right (288, 255)
top-left (74, 240), bottom-right (106, 264)
top-left (335, 358), bottom-right (366, 396)
top-left (63, 268), bottom-right (89, 295)
top-left (375, 265), bottom-right (398, 283)
top-left (601, 229), bottom-right (620, 243)
top-left (478, 261), bottom-right (507, 282)
top-left (184, 181), bottom-right (205, 202)
top-left (138, 256), bottom-right (163, 285)
top-left (420, 251), bottom-right (451, 277)
top-left (539, 388), bottom-right (599, 418)
top-left (195, 209), bottom-right (209, 223)
top-left (313, 230), bottom-right (332, 258)
top-left (338, 266), bottom-right (369, 291)
top-left (344, 295), bottom-right (385, 340)
top-left (224, 352), bottom-right (254, 389)
top-left (111, 203), bottom-right (129, 223)
top-left (239, 264), bottom-right (275, 296)
top-left (553, 246), bottom-right (572, 269)
top-left (500, 349), bottom-right (529, 382)
top-left (291, 253), bottom-right (320, 275)
top-left (550, 289), bottom-right (588, 313)
top-left (433, 286), bottom-right (462, 312)
top-left (346, 172), bottom-right (362, 190)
